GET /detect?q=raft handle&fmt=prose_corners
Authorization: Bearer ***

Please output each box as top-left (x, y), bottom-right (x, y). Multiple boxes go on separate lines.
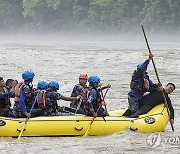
top-left (74, 127), bottom-right (83, 131)
top-left (17, 128), bottom-right (26, 132)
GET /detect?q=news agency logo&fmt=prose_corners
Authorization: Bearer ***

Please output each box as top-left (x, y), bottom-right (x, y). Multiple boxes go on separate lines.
top-left (147, 133), bottom-right (180, 148)
top-left (147, 133), bottom-right (161, 148)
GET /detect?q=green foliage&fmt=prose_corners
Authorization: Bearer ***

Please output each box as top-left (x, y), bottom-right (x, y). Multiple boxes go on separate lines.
top-left (23, 0), bottom-right (60, 17)
top-left (0, 0), bottom-right (24, 31)
top-left (0, 0), bottom-right (179, 33)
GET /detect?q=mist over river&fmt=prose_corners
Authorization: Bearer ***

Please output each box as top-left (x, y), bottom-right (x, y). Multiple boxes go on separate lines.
top-left (0, 40), bottom-right (180, 154)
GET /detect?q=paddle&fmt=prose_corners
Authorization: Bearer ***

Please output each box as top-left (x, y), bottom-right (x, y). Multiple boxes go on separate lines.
top-left (100, 86), bottom-right (109, 110)
top-left (141, 25), bottom-right (174, 131)
top-left (18, 94), bottom-right (38, 139)
top-left (84, 88), bottom-right (109, 136)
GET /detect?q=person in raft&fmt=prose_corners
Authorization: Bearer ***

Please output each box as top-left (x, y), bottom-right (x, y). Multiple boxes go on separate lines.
top-left (122, 53), bottom-right (162, 117)
top-left (43, 81), bottom-right (81, 116)
top-left (84, 75), bottom-right (111, 117)
top-left (11, 71), bottom-right (43, 118)
top-left (70, 73), bottom-right (88, 114)
top-left (0, 77), bottom-right (17, 117)
top-left (130, 83), bottom-right (175, 125)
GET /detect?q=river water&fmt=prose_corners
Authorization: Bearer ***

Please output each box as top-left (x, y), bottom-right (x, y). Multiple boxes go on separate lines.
top-left (0, 40), bottom-right (180, 154)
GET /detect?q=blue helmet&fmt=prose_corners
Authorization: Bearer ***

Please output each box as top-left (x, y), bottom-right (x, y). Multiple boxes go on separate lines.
top-left (37, 81), bottom-right (48, 90)
top-left (88, 75), bottom-right (100, 84)
top-left (49, 81), bottom-right (60, 90)
top-left (137, 63), bottom-right (143, 70)
top-left (22, 71), bottom-right (35, 80)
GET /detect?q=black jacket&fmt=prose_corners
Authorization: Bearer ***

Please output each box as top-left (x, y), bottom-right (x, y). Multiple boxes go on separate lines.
top-left (141, 89), bottom-right (174, 120)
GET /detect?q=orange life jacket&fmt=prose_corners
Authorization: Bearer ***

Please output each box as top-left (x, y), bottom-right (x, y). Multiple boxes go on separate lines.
top-left (37, 90), bottom-right (47, 109)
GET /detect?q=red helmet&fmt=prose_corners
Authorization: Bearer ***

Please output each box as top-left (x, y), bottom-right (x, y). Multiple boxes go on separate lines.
top-left (79, 73), bottom-right (88, 80)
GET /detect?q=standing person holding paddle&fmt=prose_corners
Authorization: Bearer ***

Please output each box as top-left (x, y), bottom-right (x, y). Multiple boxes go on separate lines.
top-left (122, 54), bottom-right (161, 117)
top-left (141, 25), bottom-right (175, 131)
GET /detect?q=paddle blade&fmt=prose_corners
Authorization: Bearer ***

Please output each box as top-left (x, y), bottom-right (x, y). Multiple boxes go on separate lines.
top-left (83, 126), bottom-right (91, 137)
top-left (17, 123), bottom-right (26, 139)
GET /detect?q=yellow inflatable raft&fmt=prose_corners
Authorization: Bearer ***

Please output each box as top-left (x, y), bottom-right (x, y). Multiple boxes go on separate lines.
top-left (0, 104), bottom-right (169, 137)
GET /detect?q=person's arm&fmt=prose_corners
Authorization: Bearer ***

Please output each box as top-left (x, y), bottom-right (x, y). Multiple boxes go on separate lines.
top-left (70, 84), bottom-right (82, 97)
top-left (47, 91), bottom-right (80, 101)
top-left (70, 85), bottom-right (77, 97)
top-left (19, 93), bottom-right (27, 113)
top-left (11, 80), bottom-right (18, 94)
top-left (19, 85), bottom-right (32, 118)
top-left (86, 90), bottom-right (96, 111)
top-left (136, 54), bottom-right (153, 77)
top-left (0, 90), bottom-right (14, 98)
top-left (136, 60), bottom-right (150, 76)
top-left (47, 91), bottom-right (62, 100)
top-left (99, 84), bottom-right (111, 91)
top-left (149, 82), bottom-right (163, 92)
top-left (61, 95), bottom-right (80, 101)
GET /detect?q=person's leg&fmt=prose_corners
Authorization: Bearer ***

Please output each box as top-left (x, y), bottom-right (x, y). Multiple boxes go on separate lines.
top-left (70, 101), bottom-right (78, 109)
top-left (0, 108), bottom-right (9, 117)
top-left (31, 109), bottom-right (43, 117)
top-left (123, 95), bottom-right (139, 117)
top-left (122, 109), bottom-right (132, 117)
top-left (97, 107), bottom-right (108, 117)
top-left (76, 107), bottom-right (85, 114)
top-left (130, 105), bottom-right (153, 118)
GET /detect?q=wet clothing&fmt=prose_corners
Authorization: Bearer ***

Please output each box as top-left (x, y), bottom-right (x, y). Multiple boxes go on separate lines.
top-left (0, 87), bottom-right (14, 116)
top-left (128, 59), bottom-right (157, 100)
top-left (10, 84), bottom-right (42, 118)
top-left (85, 88), bottom-right (108, 117)
top-left (0, 87), bottom-right (14, 109)
top-left (0, 108), bottom-right (9, 117)
top-left (43, 91), bottom-right (62, 116)
top-left (124, 59), bottom-right (157, 115)
top-left (70, 84), bottom-right (87, 114)
top-left (131, 90), bottom-right (174, 119)
top-left (19, 84), bottom-right (33, 113)
top-left (9, 102), bottom-right (43, 118)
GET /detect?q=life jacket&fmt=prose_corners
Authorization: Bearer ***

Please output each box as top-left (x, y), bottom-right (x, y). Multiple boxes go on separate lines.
top-left (37, 90), bottom-right (47, 109)
top-left (83, 87), bottom-right (102, 110)
top-left (81, 87), bottom-right (90, 105)
top-left (19, 83), bottom-right (33, 105)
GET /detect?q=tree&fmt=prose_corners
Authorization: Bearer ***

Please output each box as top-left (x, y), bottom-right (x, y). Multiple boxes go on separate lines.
top-left (0, 0), bottom-right (24, 32)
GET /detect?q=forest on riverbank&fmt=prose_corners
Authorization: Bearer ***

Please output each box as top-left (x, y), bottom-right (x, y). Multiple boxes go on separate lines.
top-left (0, 0), bottom-right (180, 38)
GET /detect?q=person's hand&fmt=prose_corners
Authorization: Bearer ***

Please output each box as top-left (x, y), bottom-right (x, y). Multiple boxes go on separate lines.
top-left (157, 82), bottom-right (162, 87)
top-left (76, 95), bottom-right (81, 100)
top-left (106, 84), bottom-right (111, 88)
top-left (170, 119), bottom-right (174, 124)
top-left (157, 86), bottom-right (163, 91)
top-left (157, 83), bottom-right (163, 91)
top-left (12, 80), bottom-right (18, 87)
top-left (101, 101), bottom-right (106, 106)
top-left (24, 112), bottom-right (31, 118)
top-left (92, 111), bottom-right (97, 118)
top-left (148, 53), bottom-right (153, 60)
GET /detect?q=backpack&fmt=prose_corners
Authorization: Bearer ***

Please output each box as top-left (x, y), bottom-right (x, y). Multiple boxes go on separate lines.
top-left (37, 90), bottom-right (47, 109)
